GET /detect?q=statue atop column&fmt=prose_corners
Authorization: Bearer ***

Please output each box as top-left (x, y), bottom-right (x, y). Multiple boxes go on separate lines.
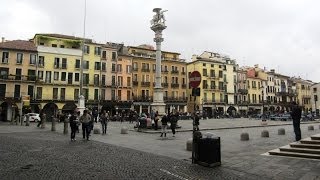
top-left (151, 8), bottom-right (168, 27)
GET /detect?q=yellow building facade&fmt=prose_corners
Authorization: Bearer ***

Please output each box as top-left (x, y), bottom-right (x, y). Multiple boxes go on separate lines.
top-left (0, 40), bottom-right (37, 121)
top-left (187, 52), bottom-right (238, 117)
top-left (128, 45), bottom-right (187, 114)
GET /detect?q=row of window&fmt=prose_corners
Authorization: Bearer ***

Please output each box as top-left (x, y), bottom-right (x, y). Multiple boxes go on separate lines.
top-left (138, 89), bottom-right (185, 99)
top-left (46, 43), bottom-right (117, 60)
top-left (202, 63), bottom-right (227, 69)
top-left (133, 62), bottom-right (186, 73)
top-left (202, 69), bottom-right (224, 78)
top-left (1, 52), bottom-right (37, 65)
top-left (132, 74), bottom-right (186, 84)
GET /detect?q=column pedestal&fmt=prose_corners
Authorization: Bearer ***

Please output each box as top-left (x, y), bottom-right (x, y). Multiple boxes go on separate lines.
top-left (151, 87), bottom-right (166, 115)
top-left (78, 95), bottom-right (86, 115)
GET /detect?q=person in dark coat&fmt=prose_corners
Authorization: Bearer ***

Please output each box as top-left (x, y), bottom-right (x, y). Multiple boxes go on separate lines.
top-left (154, 111), bottom-right (159, 130)
top-left (193, 112), bottom-right (200, 131)
top-left (100, 110), bottom-right (109, 134)
top-left (160, 113), bottom-right (168, 137)
top-left (69, 111), bottom-right (79, 141)
top-left (170, 112), bottom-right (179, 137)
top-left (290, 102), bottom-right (302, 141)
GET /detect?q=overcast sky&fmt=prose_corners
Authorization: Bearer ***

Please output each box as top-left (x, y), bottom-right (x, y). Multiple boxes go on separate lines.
top-left (1, 0), bottom-right (320, 82)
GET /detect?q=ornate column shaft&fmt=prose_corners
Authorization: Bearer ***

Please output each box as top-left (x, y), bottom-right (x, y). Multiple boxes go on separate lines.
top-left (150, 8), bottom-right (167, 115)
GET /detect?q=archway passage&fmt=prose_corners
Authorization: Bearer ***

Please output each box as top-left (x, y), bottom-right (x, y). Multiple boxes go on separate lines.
top-left (42, 103), bottom-right (58, 122)
top-left (0, 102), bottom-right (8, 121)
top-left (62, 102), bottom-right (77, 114)
top-left (203, 107), bottom-right (212, 118)
top-left (269, 106), bottom-right (275, 112)
top-left (101, 103), bottom-right (116, 116)
top-left (227, 106), bottom-right (237, 117)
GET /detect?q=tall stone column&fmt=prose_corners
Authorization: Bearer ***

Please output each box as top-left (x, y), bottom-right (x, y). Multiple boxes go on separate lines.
top-left (150, 8), bottom-right (167, 115)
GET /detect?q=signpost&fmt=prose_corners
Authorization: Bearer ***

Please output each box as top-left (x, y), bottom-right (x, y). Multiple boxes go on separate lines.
top-left (189, 71), bottom-right (201, 88)
top-left (189, 71), bottom-right (201, 164)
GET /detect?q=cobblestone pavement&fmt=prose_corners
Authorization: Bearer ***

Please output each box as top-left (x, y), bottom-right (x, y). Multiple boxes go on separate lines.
top-left (0, 131), bottom-right (262, 180)
top-left (1, 119), bottom-right (320, 179)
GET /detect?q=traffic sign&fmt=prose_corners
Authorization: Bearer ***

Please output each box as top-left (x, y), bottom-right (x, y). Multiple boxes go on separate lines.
top-left (189, 71), bottom-right (201, 88)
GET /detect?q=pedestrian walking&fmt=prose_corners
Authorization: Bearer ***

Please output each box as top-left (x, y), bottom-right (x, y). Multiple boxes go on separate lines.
top-left (129, 110), bottom-right (133, 123)
top-left (154, 111), bottom-right (159, 130)
top-left (170, 112), bottom-right (178, 137)
top-left (88, 110), bottom-right (94, 133)
top-left (80, 110), bottom-right (92, 141)
top-left (37, 110), bottom-right (44, 127)
top-left (100, 110), bottom-right (109, 134)
top-left (93, 110), bottom-right (98, 123)
top-left (193, 112), bottom-right (200, 131)
top-left (69, 111), bottom-right (78, 141)
top-left (160, 113), bottom-right (168, 137)
top-left (290, 102), bottom-right (302, 141)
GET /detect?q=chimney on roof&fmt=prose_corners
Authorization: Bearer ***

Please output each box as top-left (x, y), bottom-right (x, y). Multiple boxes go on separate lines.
top-left (270, 69), bottom-right (275, 73)
top-left (1, 37), bottom-right (4, 43)
top-left (192, 54), bottom-right (198, 61)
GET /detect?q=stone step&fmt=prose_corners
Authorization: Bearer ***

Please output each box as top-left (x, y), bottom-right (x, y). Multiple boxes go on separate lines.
top-left (269, 150), bottom-right (320, 160)
top-left (311, 135), bottom-right (320, 141)
top-left (300, 140), bottom-right (320, 145)
top-left (290, 143), bottom-right (320, 149)
top-left (279, 147), bottom-right (320, 155)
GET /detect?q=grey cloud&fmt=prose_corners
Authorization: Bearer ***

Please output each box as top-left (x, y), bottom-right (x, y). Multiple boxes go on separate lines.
top-left (1, 0), bottom-right (320, 81)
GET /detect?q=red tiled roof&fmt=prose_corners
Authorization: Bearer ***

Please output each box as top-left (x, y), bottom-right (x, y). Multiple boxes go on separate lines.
top-left (0, 40), bottom-right (37, 52)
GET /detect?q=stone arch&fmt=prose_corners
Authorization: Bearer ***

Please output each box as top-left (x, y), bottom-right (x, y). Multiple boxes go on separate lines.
top-left (62, 102), bottom-right (77, 114)
top-left (269, 106), bottom-right (275, 111)
top-left (227, 106), bottom-right (237, 116)
top-left (0, 101), bottom-right (9, 121)
top-left (42, 103), bottom-right (58, 122)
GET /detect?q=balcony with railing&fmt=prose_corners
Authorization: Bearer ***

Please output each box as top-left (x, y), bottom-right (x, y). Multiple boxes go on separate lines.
top-left (161, 70), bottom-right (169, 74)
top-left (302, 95), bottom-right (311, 99)
top-left (133, 96), bottom-right (152, 102)
top-left (133, 81), bottom-right (139, 86)
top-left (162, 83), bottom-right (168, 88)
top-left (182, 84), bottom-right (187, 88)
top-left (0, 74), bottom-right (36, 82)
top-left (163, 96), bottom-right (188, 102)
top-left (208, 75), bottom-right (218, 79)
top-left (238, 89), bottom-right (248, 94)
top-left (171, 83), bottom-right (179, 88)
top-left (171, 70), bottom-right (179, 74)
top-left (141, 68), bottom-right (150, 72)
top-left (141, 81), bottom-right (151, 87)
top-left (132, 67), bottom-right (138, 72)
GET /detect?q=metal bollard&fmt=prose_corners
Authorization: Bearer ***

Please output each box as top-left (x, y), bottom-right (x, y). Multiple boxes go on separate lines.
top-left (51, 117), bottom-right (56, 131)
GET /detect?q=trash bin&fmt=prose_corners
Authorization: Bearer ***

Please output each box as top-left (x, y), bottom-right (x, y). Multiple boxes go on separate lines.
top-left (194, 132), bottom-right (221, 167)
top-left (193, 131), bottom-right (202, 163)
